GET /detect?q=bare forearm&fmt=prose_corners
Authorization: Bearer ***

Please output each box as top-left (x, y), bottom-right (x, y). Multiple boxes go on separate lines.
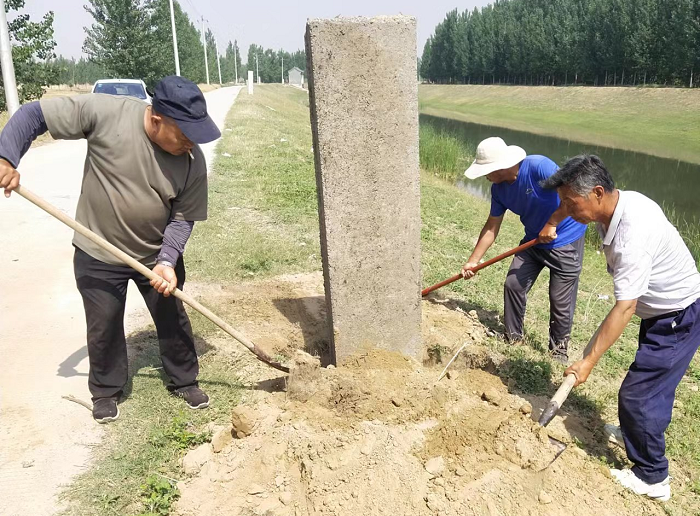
top-left (583, 301), bottom-right (637, 366)
top-left (545, 205), bottom-right (568, 228)
top-left (468, 221), bottom-right (501, 263)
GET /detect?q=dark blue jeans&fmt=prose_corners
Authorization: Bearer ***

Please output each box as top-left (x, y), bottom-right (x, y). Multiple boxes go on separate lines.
top-left (619, 297), bottom-right (700, 483)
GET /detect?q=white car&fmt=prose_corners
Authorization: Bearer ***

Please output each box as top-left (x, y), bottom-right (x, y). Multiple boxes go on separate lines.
top-left (91, 79), bottom-right (151, 103)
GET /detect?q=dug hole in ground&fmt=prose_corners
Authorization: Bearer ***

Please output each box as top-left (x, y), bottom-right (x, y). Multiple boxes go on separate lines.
top-left (174, 272), bottom-right (664, 516)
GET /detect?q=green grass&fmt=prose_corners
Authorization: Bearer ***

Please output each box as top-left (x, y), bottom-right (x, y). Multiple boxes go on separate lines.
top-left (62, 84), bottom-right (700, 515)
top-left (419, 84), bottom-right (700, 164)
top-left (419, 123), bottom-right (474, 182)
top-left (186, 86), bottom-right (321, 282)
top-left (60, 331), bottom-right (244, 515)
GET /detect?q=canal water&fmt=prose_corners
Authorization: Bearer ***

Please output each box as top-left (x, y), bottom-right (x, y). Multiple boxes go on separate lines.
top-left (420, 114), bottom-right (700, 225)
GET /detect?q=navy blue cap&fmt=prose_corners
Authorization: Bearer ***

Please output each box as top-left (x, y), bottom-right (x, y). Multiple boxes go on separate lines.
top-left (152, 76), bottom-right (221, 144)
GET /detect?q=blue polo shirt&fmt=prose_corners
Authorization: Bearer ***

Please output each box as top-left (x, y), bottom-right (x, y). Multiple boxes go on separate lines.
top-left (490, 155), bottom-right (587, 249)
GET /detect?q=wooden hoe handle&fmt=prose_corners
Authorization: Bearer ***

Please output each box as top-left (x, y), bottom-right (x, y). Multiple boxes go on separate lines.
top-left (15, 185), bottom-right (289, 373)
top-left (421, 238), bottom-right (539, 297)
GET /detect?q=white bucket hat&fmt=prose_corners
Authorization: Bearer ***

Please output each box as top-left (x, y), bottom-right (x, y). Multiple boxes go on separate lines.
top-left (464, 137), bottom-right (526, 180)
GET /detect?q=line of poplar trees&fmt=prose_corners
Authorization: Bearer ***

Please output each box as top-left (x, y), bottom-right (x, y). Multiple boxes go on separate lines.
top-left (421, 0), bottom-right (700, 87)
top-left (44, 0), bottom-right (305, 88)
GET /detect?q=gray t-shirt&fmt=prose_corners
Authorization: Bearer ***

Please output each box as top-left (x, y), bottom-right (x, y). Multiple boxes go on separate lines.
top-left (40, 94), bottom-right (208, 266)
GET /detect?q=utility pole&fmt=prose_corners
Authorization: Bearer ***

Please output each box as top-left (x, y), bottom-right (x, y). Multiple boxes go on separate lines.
top-left (281, 55), bottom-right (284, 84)
top-left (168, 0), bottom-right (181, 75)
top-left (215, 39), bottom-right (222, 84)
top-left (233, 43), bottom-right (238, 84)
top-left (0, 0), bottom-right (19, 115)
top-left (201, 16), bottom-right (210, 85)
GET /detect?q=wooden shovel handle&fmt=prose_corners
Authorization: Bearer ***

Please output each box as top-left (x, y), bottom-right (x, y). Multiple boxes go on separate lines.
top-left (421, 238), bottom-right (538, 297)
top-left (15, 185), bottom-right (289, 373)
top-left (551, 373), bottom-right (577, 406)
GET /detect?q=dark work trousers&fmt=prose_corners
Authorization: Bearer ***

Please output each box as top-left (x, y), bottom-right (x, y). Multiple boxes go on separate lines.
top-left (73, 247), bottom-right (199, 401)
top-left (503, 236), bottom-right (584, 351)
top-left (619, 297), bottom-right (700, 484)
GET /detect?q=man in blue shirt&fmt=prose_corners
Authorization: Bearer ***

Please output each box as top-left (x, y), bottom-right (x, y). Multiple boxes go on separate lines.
top-left (462, 137), bottom-right (587, 363)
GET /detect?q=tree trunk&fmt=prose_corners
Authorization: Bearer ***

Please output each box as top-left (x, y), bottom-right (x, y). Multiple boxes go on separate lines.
top-left (643, 72), bottom-right (647, 86)
top-left (604, 71), bottom-right (608, 86)
top-left (690, 68), bottom-right (694, 89)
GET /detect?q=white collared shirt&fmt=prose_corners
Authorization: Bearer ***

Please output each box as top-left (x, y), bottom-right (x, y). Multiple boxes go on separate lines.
top-left (597, 190), bottom-right (700, 320)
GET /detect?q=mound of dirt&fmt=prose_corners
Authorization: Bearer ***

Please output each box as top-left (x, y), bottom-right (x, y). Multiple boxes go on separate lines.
top-left (176, 356), bottom-right (662, 516)
top-left (175, 275), bottom-right (665, 516)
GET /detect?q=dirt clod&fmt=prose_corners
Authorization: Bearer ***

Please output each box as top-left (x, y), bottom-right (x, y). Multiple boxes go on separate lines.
top-left (211, 427), bottom-right (233, 453)
top-left (481, 388), bottom-right (502, 406)
top-left (425, 456), bottom-right (446, 477)
top-left (493, 417), bottom-right (559, 470)
top-left (231, 406), bottom-right (257, 438)
top-left (539, 490), bottom-right (553, 504)
top-left (519, 402), bottom-right (533, 415)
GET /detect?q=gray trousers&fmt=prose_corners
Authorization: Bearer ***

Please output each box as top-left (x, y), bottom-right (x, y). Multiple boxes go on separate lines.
top-left (503, 236), bottom-right (584, 352)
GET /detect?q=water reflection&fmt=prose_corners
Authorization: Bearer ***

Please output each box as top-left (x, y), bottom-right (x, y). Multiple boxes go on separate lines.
top-left (421, 114), bottom-right (700, 224)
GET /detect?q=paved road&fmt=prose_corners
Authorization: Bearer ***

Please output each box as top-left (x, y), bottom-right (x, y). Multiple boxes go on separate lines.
top-left (0, 86), bottom-right (242, 516)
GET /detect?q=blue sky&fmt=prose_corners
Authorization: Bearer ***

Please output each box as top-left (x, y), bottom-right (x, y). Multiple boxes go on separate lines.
top-left (20, 0), bottom-right (491, 62)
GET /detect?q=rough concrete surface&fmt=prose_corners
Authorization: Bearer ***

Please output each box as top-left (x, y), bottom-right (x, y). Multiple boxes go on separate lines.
top-left (305, 16), bottom-right (422, 364)
top-left (0, 86), bottom-right (241, 516)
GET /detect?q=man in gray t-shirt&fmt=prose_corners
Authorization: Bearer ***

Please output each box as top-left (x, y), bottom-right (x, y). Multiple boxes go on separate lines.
top-left (0, 76), bottom-right (220, 423)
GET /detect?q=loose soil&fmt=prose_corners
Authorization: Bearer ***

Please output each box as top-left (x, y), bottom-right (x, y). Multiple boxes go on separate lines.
top-left (174, 273), bottom-right (665, 516)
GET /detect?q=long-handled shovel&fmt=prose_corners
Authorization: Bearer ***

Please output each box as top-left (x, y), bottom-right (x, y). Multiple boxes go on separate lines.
top-left (14, 185), bottom-right (290, 374)
top-left (533, 374), bottom-right (576, 470)
top-left (421, 238), bottom-right (538, 297)
top-left (536, 339), bottom-right (597, 469)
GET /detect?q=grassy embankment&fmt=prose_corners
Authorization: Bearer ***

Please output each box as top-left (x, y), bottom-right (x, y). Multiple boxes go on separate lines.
top-left (61, 85), bottom-right (699, 515)
top-left (419, 84), bottom-right (700, 165)
top-left (419, 84), bottom-right (700, 263)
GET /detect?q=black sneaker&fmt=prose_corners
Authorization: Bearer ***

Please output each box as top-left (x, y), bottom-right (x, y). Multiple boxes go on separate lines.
top-left (173, 385), bottom-right (209, 409)
top-left (92, 397), bottom-right (119, 424)
top-left (550, 342), bottom-right (569, 365)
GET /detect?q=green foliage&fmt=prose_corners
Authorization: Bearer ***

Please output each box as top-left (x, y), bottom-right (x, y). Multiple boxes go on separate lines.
top-left (691, 480), bottom-right (700, 496)
top-left (419, 124), bottom-right (474, 181)
top-left (422, 0), bottom-right (700, 88)
top-left (45, 56), bottom-right (106, 86)
top-left (80, 0), bottom-right (303, 87)
top-left (81, 0), bottom-right (221, 86)
top-left (149, 414), bottom-right (211, 450)
top-left (146, 0), bottom-right (207, 83)
top-left (500, 348), bottom-right (553, 395)
top-left (1, 0), bottom-right (57, 108)
top-left (140, 475), bottom-right (180, 515)
top-left (220, 40), bottom-right (243, 83)
top-left (246, 43), bottom-right (305, 84)
top-left (83, 0), bottom-right (158, 85)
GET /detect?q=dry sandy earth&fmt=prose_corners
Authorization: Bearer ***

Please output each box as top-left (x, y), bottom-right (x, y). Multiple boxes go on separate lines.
top-left (172, 272), bottom-right (666, 516)
top-left (0, 86), bottom-right (241, 516)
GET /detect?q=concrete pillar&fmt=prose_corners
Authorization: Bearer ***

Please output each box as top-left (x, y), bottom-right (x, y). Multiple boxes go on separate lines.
top-left (305, 16), bottom-right (421, 364)
top-left (247, 70), bottom-right (253, 95)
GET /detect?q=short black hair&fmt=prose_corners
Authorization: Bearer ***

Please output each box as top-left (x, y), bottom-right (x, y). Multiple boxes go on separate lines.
top-left (541, 154), bottom-right (615, 195)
